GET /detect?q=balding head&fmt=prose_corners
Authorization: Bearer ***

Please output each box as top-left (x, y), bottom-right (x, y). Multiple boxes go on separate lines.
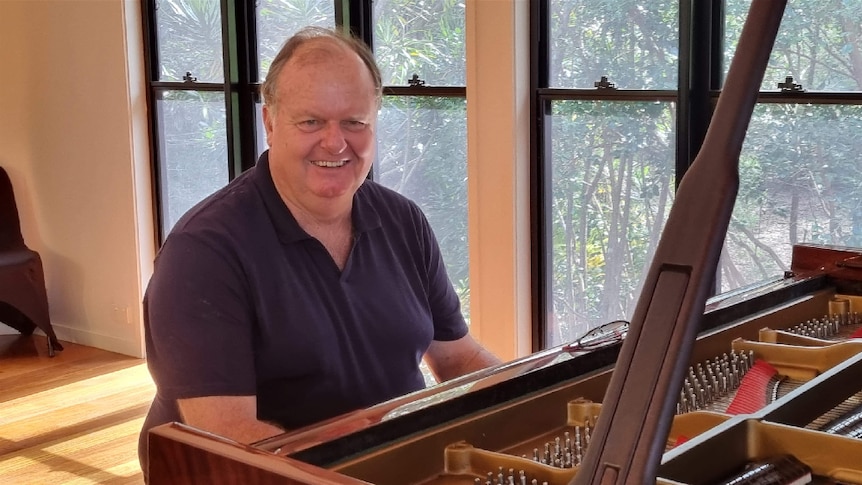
top-left (261, 27), bottom-right (382, 110)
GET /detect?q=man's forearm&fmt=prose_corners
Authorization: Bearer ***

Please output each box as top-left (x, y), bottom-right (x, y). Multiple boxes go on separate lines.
top-left (460, 347), bottom-right (502, 375)
top-left (177, 395), bottom-right (285, 444)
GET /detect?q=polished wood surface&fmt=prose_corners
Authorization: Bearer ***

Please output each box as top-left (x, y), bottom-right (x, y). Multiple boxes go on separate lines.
top-left (148, 423), bottom-right (370, 485)
top-left (0, 334), bottom-right (154, 484)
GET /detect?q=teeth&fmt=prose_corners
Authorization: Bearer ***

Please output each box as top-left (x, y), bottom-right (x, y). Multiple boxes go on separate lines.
top-left (311, 160), bottom-right (347, 168)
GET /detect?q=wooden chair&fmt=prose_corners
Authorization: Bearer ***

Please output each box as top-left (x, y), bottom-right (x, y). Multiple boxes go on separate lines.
top-left (0, 167), bottom-right (62, 356)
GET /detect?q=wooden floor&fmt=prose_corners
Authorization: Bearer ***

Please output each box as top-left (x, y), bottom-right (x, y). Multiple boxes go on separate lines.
top-left (0, 334), bottom-right (154, 484)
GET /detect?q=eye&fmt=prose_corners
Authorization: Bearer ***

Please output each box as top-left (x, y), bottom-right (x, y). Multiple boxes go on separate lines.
top-left (341, 120), bottom-right (368, 132)
top-left (295, 119), bottom-right (323, 132)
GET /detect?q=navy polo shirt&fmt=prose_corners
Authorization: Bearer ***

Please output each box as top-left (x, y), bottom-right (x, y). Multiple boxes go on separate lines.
top-left (140, 151), bottom-right (468, 448)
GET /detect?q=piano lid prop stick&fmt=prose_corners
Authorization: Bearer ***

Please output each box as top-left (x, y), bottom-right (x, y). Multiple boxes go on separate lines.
top-left (571, 1), bottom-right (787, 484)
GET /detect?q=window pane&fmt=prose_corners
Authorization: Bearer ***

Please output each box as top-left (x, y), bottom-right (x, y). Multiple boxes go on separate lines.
top-left (256, 0), bottom-right (336, 80)
top-left (721, 104), bottom-right (862, 292)
top-left (375, 97), bottom-right (470, 319)
top-left (156, 0), bottom-right (224, 82)
top-left (372, 0), bottom-right (466, 86)
top-left (548, 101), bottom-right (676, 346)
top-left (725, 0), bottom-right (862, 91)
top-left (156, 90), bottom-right (229, 233)
top-left (548, 1), bottom-right (679, 89)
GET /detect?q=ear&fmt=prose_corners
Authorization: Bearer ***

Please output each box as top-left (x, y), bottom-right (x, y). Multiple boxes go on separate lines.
top-left (262, 104), bottom-right (274, 146)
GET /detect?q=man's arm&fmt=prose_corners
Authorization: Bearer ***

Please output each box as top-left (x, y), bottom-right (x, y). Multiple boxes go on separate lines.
top-left (424, 333), bottom-right (502, 383)
top-left (177, 395), bottom-right (285, 444)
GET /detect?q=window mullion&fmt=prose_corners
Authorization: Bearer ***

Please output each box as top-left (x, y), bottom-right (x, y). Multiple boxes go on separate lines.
top-left (678, 0), bottom-right (719, 185)
top-left (222, 0), bottom-right (245, 178)
top-left (233, 0), bottom-right (259, 173)
top-left (531, 0), bottom-right (553, 351)
top-left (141, 0), bottom-right (164, 244)
top-left (340, 0), bottom-right (373, 43)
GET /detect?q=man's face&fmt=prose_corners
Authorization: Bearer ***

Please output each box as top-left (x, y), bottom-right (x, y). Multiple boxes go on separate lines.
top-left (263, 41), bottom-right (379, 208)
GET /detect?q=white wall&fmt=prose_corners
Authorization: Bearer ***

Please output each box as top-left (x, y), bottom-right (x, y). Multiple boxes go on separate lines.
top-left (0, 0), bottom-right (153, 357)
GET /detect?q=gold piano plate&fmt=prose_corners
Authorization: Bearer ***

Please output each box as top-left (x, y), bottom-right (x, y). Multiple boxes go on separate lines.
top-left (660, 420), bottom-right (862, 484)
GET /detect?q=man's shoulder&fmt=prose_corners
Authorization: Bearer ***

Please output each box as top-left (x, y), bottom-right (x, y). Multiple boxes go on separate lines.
top-left (171, 170), bottom-right (262, 235)
top-left (354, 181), bottom-right (435, 252)
top-left (154, 172), bottom-right (271, 273)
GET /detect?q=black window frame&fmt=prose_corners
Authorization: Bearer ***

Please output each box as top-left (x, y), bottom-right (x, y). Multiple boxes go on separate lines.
top-left (141, 0), bottom-right (466, 244)
top-left (529, 0), bottom-right (862, 351)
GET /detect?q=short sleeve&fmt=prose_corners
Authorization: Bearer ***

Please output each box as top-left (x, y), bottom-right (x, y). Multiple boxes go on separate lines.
top-left (144, 232), bottom-right (257, 400)
top-left (412, 203), bottom-right (469, 342)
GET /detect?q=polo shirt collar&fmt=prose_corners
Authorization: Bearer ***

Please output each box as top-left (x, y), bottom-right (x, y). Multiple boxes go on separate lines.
top-left (252, 150), bottom-right (382, 244)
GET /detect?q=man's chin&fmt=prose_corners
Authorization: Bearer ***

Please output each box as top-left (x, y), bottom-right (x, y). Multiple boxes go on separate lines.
top-left (307, 170), bottom-right (368, 199)
top-left (312, 185), bottom-right (358, 200)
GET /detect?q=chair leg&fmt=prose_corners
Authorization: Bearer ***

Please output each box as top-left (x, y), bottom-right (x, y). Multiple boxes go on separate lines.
top-left (47, 335), bottom-right (64, 357)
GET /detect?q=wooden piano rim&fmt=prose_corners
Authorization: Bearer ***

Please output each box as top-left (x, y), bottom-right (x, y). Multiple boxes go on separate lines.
top-left (148, 422), bottom-right (371, 485)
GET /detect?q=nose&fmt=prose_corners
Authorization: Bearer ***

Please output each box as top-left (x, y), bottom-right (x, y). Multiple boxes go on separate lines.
top-left (320, 122), bottom-right (347, 154)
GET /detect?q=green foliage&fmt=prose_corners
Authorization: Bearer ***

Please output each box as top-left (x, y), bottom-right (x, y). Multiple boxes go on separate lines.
top-left (159, 91), bottom-right (230, 228)
top-left (373, 0), bottom-right (466, 85)
top-left (545, 0), bottom-right (862, 345)
top-left (548, 100), bottom-right (675, 341)
top-left (549, 0), bottom-right (679, 89)
top-left (257, 0), bottom-right (334, 76)
top-left (156, 0), bottom-right (224, 82)
top-left (724, 103), bottom-right (862, 290)
top-left (726, 0), bottom-right (862, 90)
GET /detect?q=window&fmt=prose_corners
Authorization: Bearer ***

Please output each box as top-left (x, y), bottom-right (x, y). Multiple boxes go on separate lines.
top-left (143, 0), bottom-right (470, 318)
top-left (535, 1), bottom-right (679, 347)
top-left (722, 0), bottom-right (862, 291)
top-left (148, 0), bottom-right (232, 231)
top-left (534, 0), bottom-right (862, 348)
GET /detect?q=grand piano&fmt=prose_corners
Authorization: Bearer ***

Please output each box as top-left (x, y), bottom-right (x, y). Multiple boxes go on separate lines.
top-left (146, 0), bottom-right (862, 482)
top-left (147, 243), bottom-right (862, 484)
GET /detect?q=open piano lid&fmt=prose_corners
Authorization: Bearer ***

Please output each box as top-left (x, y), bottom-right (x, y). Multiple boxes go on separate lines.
top-left (571, 0), bottom-right (787, 483)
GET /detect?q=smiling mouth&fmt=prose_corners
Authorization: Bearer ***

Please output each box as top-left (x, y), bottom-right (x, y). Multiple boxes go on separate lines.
top-left (311, 160), bottom-right (349, 168)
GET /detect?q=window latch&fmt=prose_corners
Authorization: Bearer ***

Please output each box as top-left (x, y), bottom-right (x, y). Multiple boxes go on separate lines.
top-left (594, 76), bottom-right (616, 90)
top-left (183, 71), bottom-right (198, 83)
top-left (777, 75), bottom-right (804, 93)
top-left (408, 74), bottom-right (426, 87)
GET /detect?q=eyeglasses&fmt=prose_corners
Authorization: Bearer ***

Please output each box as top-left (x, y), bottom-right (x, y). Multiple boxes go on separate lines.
top-left (562, 319), bottom-right (629, 353)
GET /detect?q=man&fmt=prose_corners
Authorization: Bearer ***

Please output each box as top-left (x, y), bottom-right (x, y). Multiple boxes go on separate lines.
top-left (138, 26), bottom-right (500, 475)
